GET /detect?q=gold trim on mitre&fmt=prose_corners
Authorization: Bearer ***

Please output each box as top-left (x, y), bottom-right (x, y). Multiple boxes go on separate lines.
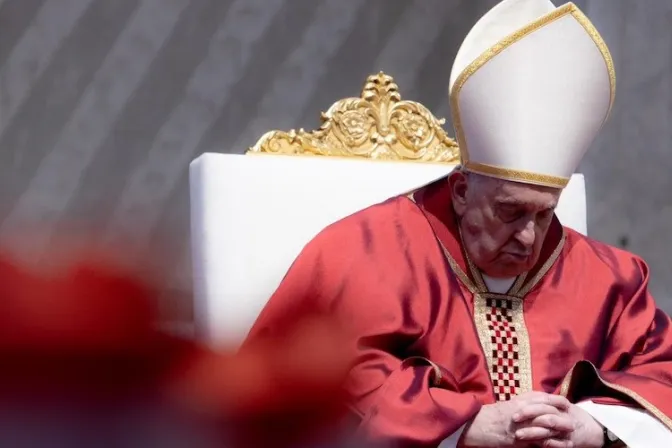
top-left (450, 2), bottom-right (616, 189)
top-left (464, 161), bottom-right (570, 188)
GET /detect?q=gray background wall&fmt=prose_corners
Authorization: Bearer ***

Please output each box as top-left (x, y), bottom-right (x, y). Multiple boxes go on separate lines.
top-left (0, 0), bottom-right (670, 325)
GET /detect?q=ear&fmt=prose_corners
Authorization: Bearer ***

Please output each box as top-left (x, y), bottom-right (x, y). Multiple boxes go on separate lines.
top-left (448, 170), bottom-right (469, 216)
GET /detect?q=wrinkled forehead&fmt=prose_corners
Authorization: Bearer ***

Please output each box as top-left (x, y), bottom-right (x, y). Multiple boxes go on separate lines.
top-left (489, 178), bottom-right (561, 209)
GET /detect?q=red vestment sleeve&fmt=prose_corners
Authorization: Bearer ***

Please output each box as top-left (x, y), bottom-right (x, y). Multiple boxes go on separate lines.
top-left (560, 253), bottom-right (672, 429)
top-left (245, 199), bottom-right (483, 448)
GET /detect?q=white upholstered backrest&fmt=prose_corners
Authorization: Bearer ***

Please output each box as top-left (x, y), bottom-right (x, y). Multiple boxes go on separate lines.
top-left (189, 153), bottom-right (587, 348)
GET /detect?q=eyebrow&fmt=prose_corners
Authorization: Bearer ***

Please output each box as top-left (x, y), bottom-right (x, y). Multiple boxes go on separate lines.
top-left (495, 198), bottom-right (525, 206)
top-left (495, 198), bottom-right (557, 209)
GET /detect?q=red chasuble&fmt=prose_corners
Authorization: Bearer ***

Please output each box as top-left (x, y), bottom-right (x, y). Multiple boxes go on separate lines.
top-left (245, 178), bottom-right (672, 447)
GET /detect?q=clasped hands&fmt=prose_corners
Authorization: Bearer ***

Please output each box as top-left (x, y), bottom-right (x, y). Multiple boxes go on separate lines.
top-left (460, 391), bottom-right (604, 448)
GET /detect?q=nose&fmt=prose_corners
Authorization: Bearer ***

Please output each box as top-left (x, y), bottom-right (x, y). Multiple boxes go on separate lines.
top-left (515, 220), bottom-right (536, 248)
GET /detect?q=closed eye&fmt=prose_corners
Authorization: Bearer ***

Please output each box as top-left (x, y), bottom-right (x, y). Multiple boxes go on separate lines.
top-left (537, 207), bottom-right (555, 221)
top-left (496, 204), bottom-right (555, 223)
top-left (496, 205), bottom-right (524, 223)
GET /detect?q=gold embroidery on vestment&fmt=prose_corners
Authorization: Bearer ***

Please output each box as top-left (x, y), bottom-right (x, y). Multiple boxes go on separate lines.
top-left (437, 229), bottom-right (565, 401)
top-left (560, 361), bottom-right (672, 431)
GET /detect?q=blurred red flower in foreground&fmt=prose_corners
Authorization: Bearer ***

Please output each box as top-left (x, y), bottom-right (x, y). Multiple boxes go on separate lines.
top-left (0, 253), bottom-right (352, 448)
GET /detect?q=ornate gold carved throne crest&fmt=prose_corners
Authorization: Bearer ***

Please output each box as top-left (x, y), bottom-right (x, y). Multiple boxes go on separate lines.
top-left (246, 72), bottom-right (460, 163)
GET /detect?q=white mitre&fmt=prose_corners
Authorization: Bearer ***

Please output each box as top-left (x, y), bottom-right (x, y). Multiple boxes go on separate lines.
top-left (448, 0), bottom-right (615, 188)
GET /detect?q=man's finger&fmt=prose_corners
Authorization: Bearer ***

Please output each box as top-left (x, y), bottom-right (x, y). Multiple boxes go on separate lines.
top-left (542, 439), bottom-right (574, 448)
top-left (530, 414), bottom-right (574, 433)
top-left (512, 404), bottom-right (560, 422)
top-left (518, 392), bottom-right (571, 411)
top-left (541, 394), bottom-right (571, 410)
top-left (515, 426), bottom-right (558, 441)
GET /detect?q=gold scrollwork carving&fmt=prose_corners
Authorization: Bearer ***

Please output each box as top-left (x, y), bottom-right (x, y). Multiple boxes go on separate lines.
top-left (246, 72), bottom-right (460, 163)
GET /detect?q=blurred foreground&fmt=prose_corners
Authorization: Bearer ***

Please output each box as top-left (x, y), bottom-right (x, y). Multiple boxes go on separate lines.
top-left (0, 247), bottom-right (359, 448)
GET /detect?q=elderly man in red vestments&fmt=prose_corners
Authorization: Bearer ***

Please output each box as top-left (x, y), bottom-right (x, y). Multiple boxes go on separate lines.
top-left (246, 0), bottom-right (672, 447)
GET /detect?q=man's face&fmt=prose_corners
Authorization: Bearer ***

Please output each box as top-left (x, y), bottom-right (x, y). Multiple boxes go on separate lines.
top-left (449, 171), bottom-right (561, 278)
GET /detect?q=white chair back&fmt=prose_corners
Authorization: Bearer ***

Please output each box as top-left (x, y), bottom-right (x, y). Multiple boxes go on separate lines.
top-left (189, 153), bottom-right (586, 348)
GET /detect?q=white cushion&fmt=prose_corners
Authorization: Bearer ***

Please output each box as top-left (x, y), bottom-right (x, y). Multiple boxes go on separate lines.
top-left (189, 153), bottom-right (587, 348)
